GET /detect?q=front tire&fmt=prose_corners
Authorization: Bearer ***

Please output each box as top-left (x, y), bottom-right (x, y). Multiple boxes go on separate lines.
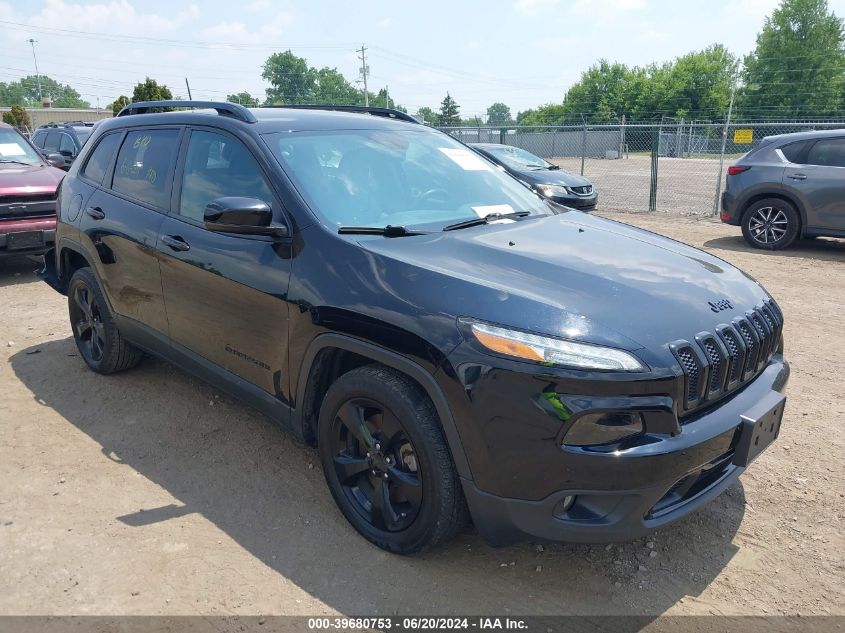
top-left (318, 365), bottom-right (468, 554)
top-left (741, 199), bottom-right (799, 250)
top-left (67, 268), bottom-right (144, 374)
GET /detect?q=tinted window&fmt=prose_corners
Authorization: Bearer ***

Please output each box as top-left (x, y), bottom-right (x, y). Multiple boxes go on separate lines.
top-left (179, 130), bottom-right (273, 222)
top-left (806, 138), bottom-right (845, 168)
top-left (72, 127), bottom-right (92, 144)
top-left (82, 133), bottom-right (122, 184)
top-left (32, 131), bottom-right (46, 148)
top-left (779, 141), bottom-right (808, 164)
top-left (112, 129), bottom-right (180, 209)
top-left (59, 133), bottom-right (75, 155)
top-left (44, 131), bottom-right (60, 151)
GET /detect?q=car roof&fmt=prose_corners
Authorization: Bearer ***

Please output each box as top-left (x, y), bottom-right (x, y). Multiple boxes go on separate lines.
top-left (96, 106), bottom-right (425, 135)
top-left (761, 128), bottom-right (845, 145)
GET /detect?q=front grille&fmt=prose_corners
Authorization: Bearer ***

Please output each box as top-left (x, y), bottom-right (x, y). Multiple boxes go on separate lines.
top-left (569, 185), bottom-right (592, 195)
top-left (672, 299), bottom-right (783, 415)
top-left (0, 193), bottom-right (56, 204)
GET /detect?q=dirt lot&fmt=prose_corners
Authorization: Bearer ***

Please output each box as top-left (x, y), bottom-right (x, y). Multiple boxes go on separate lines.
top-left (0, 213), bottom-right (843, 618)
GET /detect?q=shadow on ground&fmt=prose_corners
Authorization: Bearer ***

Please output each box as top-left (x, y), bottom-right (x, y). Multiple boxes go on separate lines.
top-left (703, 235), bottom-right (845, 261)
top-left (0, 255), bottom-right (43, 290)
top-left (10, 338), bottom-right (746, 616)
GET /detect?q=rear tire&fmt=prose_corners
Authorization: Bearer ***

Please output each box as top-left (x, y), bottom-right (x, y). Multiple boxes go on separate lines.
top-left (67, 268), bottom-right (144, 374)
top-left (741, 199), bottom-right (799, 250)
top-left (317, 365), bottom-right (468, 554)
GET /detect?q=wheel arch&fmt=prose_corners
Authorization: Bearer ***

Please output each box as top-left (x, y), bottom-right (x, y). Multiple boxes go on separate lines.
top-left (739, 191), bottom-right (806, 236)
top-left (58, 243), bottom-right (95, 284)
top-left (293, 333), bottom-right (472, 480)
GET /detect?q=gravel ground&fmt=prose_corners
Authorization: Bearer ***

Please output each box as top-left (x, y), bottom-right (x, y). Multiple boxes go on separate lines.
top-left (0, 212), bottom-right (843, 618)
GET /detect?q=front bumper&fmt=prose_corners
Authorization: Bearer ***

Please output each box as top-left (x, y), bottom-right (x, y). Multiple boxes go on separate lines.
top-left (0, 217), bottom-right (56, 257)
top-left (451, 357), bottom-right (789, 546)
top-left (550, 192), bottom-right (598, 211)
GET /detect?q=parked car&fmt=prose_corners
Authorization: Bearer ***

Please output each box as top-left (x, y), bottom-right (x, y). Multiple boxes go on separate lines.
top-left (469, 142), bottom-right (597, 210)
top-left (721, 129), bottom-right (845, 249)
top-left (0, 122), bottom-right (65, 257)
top-left (43, 101), bottom-right (788, 554)
top-left (31, 122), bottom-right (96, 170)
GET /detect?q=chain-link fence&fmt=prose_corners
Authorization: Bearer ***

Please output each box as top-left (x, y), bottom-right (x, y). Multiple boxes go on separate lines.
top-left (439, 121), bottom-right (845, 215)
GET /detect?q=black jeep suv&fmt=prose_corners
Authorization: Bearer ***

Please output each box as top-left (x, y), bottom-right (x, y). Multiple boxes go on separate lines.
top-left (43, 101), bottom-right (789, 554)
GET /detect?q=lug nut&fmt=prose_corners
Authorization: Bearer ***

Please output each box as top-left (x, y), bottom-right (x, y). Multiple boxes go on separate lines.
top-left (375, 443), bottom-right (381, 451)
top-left (382, 473), bottom-right (388, 479)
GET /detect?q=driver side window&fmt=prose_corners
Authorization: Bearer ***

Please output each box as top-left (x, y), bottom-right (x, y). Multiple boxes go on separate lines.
top-left (179, 130), bottom-right (274, 222)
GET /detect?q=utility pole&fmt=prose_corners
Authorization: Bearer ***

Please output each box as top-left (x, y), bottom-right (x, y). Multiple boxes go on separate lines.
top-left (27, 39), bottom-right (42, 102)
top-left (357, 44), bottom-right (369, 107)
top-left (384, 85), bottom-right (389, 108)
top-left (713, 69), bottom-right (739, 215)
top-left (185, 78), bottom-right (193, 100)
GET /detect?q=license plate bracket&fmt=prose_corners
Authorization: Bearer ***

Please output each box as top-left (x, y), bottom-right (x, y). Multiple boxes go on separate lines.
top-left (733, 391), bottom-right (786, 468)
top-left (7, 231), bottom-right (44, 250)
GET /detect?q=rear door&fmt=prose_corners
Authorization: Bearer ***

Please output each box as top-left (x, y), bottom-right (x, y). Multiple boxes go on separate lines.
top-left (783, 137), bottom-right (845, 231)
top-left (156, 127), bottom-right (292, 397)
top-left (78, 127), bottom-right (182, 336)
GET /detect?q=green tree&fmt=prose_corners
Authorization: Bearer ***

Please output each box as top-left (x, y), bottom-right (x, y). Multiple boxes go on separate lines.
top-left (314, 67), bottom-right (360, 104)
top-left (226, 92), bottom-right (259, 107)
top-left (486, 102), bottom-right (513, 126)
top-left (416, 106), bottom-right (438, 125)
top-left (0, 75), bottom-right (88, 108)
top-left (438, 93), bottom-right (461, 126)
top-left (516, 103), bottom-right (567, 126)
top-left (132, 77), bottom-right (173, 102)
top-left (108, 95), bottom-right (130, 116)
top-left (262, 50), bottom-right (316, 105)
top-left (1, 104), bottom-right (32, 130)
top-left (742, 0), bottom-right (845, 118)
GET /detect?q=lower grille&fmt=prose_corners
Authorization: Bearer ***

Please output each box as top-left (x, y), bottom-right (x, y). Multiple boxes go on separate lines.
top-left (671, 299), bottom-right (783, 414)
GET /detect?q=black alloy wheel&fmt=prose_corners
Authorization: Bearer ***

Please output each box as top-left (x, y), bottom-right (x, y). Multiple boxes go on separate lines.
top-left (330, 398), bottom-right (423, 532)
top-left (317, 365), bottom-right (468, 554)
top-left (70, 281), bottom-right (106, 364)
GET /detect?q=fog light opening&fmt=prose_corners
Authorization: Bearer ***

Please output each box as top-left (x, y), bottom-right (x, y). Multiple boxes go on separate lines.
top-left (554, 495), bottom-right (576, 517)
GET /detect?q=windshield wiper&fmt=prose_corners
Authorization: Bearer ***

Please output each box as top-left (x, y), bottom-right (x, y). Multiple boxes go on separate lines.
top-left (0, 159), bottom-right (34, 166)
top-left (546, 164), bottom-right (561, 170)
top-left (443, 211), bottom-right (530, 232)
top-left (337, 225), bottom-right (428, 237)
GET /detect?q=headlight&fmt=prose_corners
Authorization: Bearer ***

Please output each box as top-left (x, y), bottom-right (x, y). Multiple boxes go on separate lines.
top-left (536, 184), bottom-right (569, 197)
top-left (469, 322), bottom-right (646, 371)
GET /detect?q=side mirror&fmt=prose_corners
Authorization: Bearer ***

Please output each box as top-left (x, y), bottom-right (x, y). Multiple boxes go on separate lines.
top-left (45, 152), bottom-right (66, 169)
top-left (59, 149), bottom-right (74, 158)
top-left (203, 197), bottom-right (288, 238)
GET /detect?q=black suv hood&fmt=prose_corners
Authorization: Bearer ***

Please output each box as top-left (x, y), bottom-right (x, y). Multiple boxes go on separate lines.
top-left (359, 213), bottom-right (770, 353)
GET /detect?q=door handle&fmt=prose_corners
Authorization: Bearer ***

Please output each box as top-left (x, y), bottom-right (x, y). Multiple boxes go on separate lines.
top-left (788, 173), bottom-right (807, 180)
top-left (85, 206), bottom-right (105, 220)
top-left (161, 234), bottom-right (190, 252)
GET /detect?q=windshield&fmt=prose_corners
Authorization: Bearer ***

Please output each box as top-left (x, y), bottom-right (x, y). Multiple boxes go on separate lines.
top-left (484, 145), bottom-right (552, 171)
top-left (0, 128), bottom-right (42, 166)
top-left (262, 128), bottom-right (551, 230)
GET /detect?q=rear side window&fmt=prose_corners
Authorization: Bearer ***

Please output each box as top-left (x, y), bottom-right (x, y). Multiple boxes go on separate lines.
top-left (112, 129), bottom-right (180, 209)
top-left (82, 133), bottom-right (122, 184)
top-left (779, 141), bottom-right (808, 164)
top-left (806, 138), bottom-right (845, 168)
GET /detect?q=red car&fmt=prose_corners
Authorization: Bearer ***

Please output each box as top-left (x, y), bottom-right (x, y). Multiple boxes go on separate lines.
top-left (1, 121), bottom-right (65, 257)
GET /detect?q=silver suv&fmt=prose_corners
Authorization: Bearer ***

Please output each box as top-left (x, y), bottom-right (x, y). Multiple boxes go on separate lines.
top-left (721, 130), bottom-right (845, 250)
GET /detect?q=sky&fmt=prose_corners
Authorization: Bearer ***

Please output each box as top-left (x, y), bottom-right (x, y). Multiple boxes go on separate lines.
top-left (2, 0), bottom-right (845, 118)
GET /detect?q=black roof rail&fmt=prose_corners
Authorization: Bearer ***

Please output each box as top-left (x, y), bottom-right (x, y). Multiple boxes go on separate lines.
top-left (116, 100), bottom-right (257, 123)
top-left (269, 104), bottom-right (421, 124)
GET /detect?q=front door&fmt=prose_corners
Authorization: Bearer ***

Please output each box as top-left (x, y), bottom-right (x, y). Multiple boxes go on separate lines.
top-left (156, 128), bottom-right (292, 398)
